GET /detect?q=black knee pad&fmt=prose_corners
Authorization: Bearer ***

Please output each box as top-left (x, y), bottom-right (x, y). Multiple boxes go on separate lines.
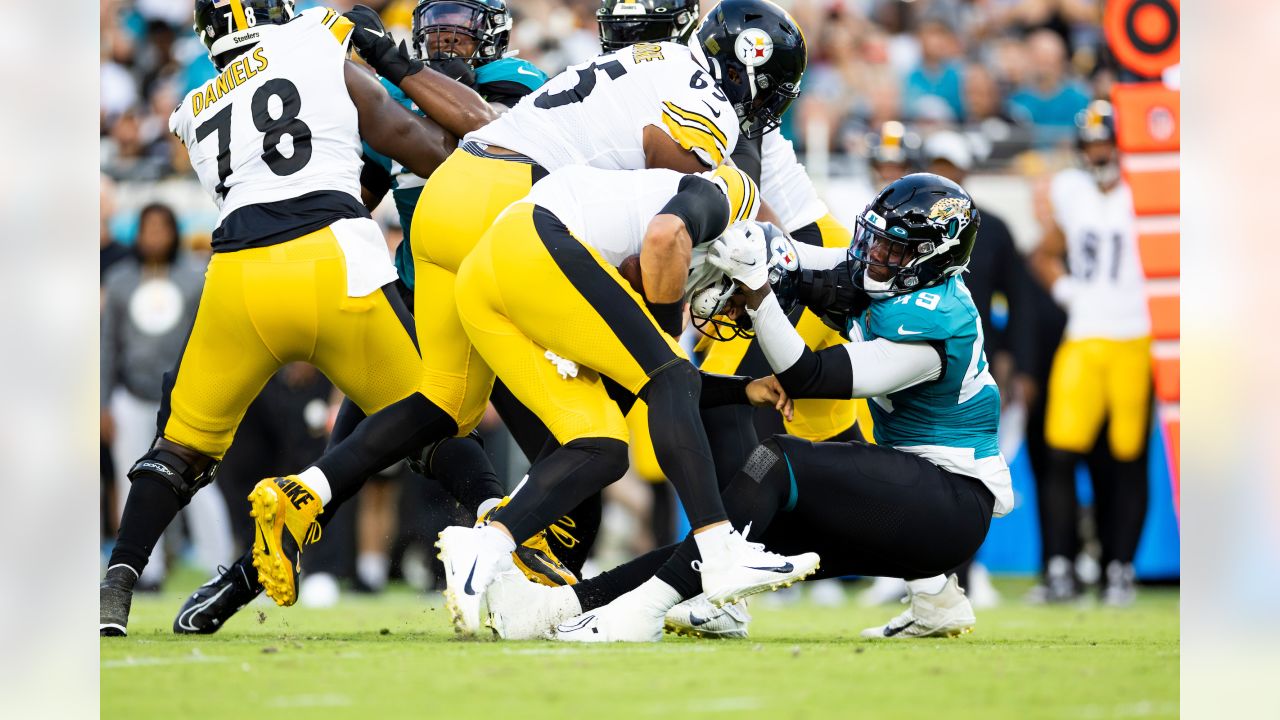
top-left (562, 437), bottom-right (630, 484)
top-left (129, 447), bottom-right (217, 504)
top-left (640, 360), bottom-right (701, 403)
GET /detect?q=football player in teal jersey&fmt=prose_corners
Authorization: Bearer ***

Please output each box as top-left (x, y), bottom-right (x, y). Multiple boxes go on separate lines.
top-left (362, 0), bottom-right (548, 290)
top-left (481, 174), bottom-right (1017, 642)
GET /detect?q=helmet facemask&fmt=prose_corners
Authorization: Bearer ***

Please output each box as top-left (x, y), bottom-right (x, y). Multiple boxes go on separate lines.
top-left (597, 0), bottom-right (698, 51)
top-left (412, 0), bottom-right (510, 66)
top-left (848, 200), bottom-right (973, 298)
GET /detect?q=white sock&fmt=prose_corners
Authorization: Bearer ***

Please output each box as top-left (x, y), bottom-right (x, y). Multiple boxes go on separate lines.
top-left (475, 497), bottom-right (503, 520)
top-left (907, 575), bottom-right (948, 596)
top-left (480, 524), bottom-right (517, 554)
top-left (692, 522), bottom-right (733, 563)
top-left (357, 552), bottom-right (389, 589)
top-left (297, 467), bottom-right (333, 506)
top-left (624, 577), bottom-right (684, 617)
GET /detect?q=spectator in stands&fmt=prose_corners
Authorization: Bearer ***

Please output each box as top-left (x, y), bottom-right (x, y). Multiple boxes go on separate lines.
top-left (1007, 29), bottom-right (1090, 147)
top-left (902, 17), bottom-right (965, 122)
top-left (101, 202), bottom-right (230, 588)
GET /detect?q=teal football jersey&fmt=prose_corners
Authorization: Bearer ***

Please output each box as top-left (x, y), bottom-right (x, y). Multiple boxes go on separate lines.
top-left (857, 276), bottom-right (1001, 460)
top-left (361, 59), bottom-right (547, 289)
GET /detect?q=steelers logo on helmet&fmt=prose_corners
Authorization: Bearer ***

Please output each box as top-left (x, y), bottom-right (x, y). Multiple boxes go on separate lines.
top-left (734, 28), bottom-right (774, 67)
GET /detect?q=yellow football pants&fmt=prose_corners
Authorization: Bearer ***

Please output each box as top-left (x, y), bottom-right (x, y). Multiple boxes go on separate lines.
top-left (1045, 336), bottom-right (1153, 460)
top-left (409, 147), bottom-right (542, 434)
top-left (161, 225), bottom-right (422, 459)
top-left (456, 203), bottom-right (686, 445)
top-left (700, 213), bottom-right (873, 442)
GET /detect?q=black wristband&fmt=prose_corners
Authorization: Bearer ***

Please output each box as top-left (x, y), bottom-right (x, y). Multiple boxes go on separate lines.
top-left (699, 372), bottom-right (752, 407)
top-left (647, 300), bottom-right (684, 337)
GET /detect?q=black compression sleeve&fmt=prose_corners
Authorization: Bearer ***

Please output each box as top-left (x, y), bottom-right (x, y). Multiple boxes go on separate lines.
top-left (729, 134), bottom-right (763, 186)
top-left (658, 176), bottom-right (730, 246)
top-left (775, 344), bottom-right (855, 399)
top-left (698, 372), bottom-right (751, 407)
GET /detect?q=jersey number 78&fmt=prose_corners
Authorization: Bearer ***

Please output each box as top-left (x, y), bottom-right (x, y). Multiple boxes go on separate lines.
top-left (194, 78), bottom-right (314, 198)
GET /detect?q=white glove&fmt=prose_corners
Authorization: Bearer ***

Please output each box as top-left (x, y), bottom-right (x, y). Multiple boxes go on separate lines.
top-left (707, 222), bottom-right (770, 291)
top-left (544, 350), bottom-right (578, 380)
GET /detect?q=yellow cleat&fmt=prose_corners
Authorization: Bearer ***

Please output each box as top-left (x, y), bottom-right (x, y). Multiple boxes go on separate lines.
top-left (248, 476), bottom-right (324, 607)
top-left (478, 498), bottom-right (578, 587)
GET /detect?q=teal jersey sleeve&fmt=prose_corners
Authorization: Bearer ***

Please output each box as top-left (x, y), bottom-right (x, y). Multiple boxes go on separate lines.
top-left (475, 57), bottom-right (548, 95)
top-left (859, 277), bottom-right (1001, 458)
top-left (363, 76), bottom-right (426, 290)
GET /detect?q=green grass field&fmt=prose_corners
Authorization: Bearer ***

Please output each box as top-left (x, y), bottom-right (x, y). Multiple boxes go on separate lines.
top-left (101, 574), bottom-right (1178, 720)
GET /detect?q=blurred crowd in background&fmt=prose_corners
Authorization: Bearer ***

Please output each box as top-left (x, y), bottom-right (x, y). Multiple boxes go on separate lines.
top-left (101, 0), bottom-right (1158, 606)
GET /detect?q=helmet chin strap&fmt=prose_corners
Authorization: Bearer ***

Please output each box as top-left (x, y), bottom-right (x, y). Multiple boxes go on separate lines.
top-left (862, 269), bottom-right (896, 300)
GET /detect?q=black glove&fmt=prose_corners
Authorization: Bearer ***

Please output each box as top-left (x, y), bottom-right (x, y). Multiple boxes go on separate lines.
top-left (793, 262), bottom-right (872, 334)
top-left (345, 5), bottom-right (423, 86)
top-left (425, 56), bottom-right (477, 88)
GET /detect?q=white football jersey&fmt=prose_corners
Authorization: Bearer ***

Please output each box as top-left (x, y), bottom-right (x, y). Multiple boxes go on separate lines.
top-left (523, 166), bottom-right (740, 269)
top-left (760, 130), bottom-right (829, 232)
top-left (1050, 168), bottom-right (1151, 340)
top-left (467, 42), bottom-right (738, 172)
top-left (170, 8), bottom-right (362, 224)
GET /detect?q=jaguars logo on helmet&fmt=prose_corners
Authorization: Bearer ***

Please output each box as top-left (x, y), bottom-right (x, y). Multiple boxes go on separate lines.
top-left (848, 173), bottom-right (981, 297)
top-left (691, 0), bottom-right (806, 138)
top-left (597, 0), bottom-right (700, 51)
top-left (194, 0), bottom-right (296, 68)
top-left (411, 0), bottom-right (512, 66)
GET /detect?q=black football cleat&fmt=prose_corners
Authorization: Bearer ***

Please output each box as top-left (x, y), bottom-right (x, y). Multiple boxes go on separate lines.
top-left (174, 550), bottom-right (263, 634)
top-left (100, 564), bottom-right (138, 637)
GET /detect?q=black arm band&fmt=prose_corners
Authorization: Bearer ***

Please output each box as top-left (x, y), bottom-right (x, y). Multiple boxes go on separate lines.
top-left (775, 345), bottom-right (855, 400)
top-left (659, 176), bottom-right (731, 246)
top-left (647, 300), bottom-right (684, 337)
top-left (698, 372), bottom-right (752, 407)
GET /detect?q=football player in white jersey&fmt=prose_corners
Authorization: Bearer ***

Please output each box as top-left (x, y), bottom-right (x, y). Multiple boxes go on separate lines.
top-left (1030, 100), bottom-right (1152, 605)
top-left (445, 163), bottom-right (821, 636)
top-left (100, 0), bottom-right (490, 635)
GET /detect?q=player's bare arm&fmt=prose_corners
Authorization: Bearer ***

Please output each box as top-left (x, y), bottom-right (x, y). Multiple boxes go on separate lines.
top-left (345, 4), bottom-right (497, 138)
top-left (345, 61), bottom-right (452, 181)
top-left (639, 214), bottom-right (693, 305)
top-left (643, 125), bottom-right (712, 173)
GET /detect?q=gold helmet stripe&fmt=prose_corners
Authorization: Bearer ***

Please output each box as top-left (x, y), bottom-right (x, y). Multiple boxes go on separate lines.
top-left (229, 0), bottom-right (249, 31)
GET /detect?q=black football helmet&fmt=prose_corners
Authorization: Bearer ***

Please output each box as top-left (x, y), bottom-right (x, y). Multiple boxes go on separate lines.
top-left (194, 0), bottom-right (295, 68)
top-left (411, 0), bottom-right (511, 66)
top-left (597, 0), bottom-right (700, 51)
top-left (692, 0), bottom-right (807, 138)
top-left (848, 173), bottom-right (980, 297)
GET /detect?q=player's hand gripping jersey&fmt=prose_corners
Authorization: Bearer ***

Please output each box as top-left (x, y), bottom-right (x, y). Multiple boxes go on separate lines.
top-left (468, 41), bottom-right (739, 170)
top-left (171, 8), bottom-right (371, 253)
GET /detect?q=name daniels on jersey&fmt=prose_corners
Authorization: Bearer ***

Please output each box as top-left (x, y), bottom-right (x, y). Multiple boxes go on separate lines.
top-left (192, 47), bottom-right (269, 119)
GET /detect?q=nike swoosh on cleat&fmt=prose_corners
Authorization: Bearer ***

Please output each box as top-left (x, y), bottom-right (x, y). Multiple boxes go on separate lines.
top-left (463, 558), bottom-right (479, 595)
top-left (257, 525), bottom-right (271, 555)
top-left (883, 620), bottom-right (916, 637)
top-left (557, 615), bottom-right (595, 633)
top-left (688, 613), bottom-right (712, 626)
top-left (745, 562), bottom-right (794, 573)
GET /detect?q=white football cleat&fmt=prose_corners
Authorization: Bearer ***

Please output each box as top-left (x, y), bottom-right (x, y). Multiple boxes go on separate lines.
top-left (483, 568), bottom-right (580, 640)
top-left (436, 525), bottom-right (515, 637)
top-left (664, 595), bottom-right (750, 639)
top-left (696, 528), bottom-right (820, 607)
top-left (552, 600), bottom-right (663, 643)
top-left (860, 574), bottom-right (976, 639)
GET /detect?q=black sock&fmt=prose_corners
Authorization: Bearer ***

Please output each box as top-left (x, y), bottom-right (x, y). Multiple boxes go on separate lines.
top-left (315, 392), bottom-right (457, 506)
top-left (1040, 449), bottom-right (1082, 563)
top-left (574, 544), bottom-right (676, 611)
top-left (549, 492), bottom-right (603, 575)
top-left (492, 438), bottom-right (628, 543)
top-left (654, 438), bottom-right (794, 598)
top-left (328, 397), bottom-right (367, 449)
top-left (108, 476), bottom-right (185, 576)
top-left (640, 362), bottom-right (727, 528)
top-left (1100, 458), bottom-right (1148, 566)
top-left (429, 434), bottom-right (504, 514)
